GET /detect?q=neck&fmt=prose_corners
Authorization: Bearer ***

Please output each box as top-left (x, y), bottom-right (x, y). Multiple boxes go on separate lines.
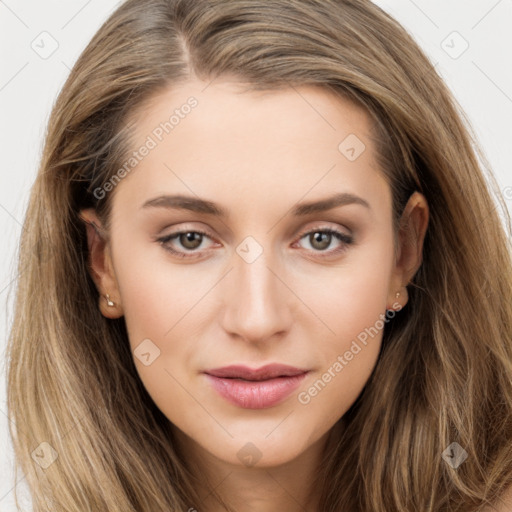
top-left (173, 423), bottom-right (344, 512)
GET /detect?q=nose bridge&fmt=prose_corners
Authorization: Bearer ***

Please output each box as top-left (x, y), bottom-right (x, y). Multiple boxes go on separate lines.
top-left (221, 236), bottom-right (292, 342)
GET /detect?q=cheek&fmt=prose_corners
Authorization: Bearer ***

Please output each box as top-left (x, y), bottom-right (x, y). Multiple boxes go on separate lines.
top-left (294, 236), bottom-right (394, 412)
top-left (108, 237), bottom-right (196, 395)
top-left (296, 290), bottom-right (387, 426)
top-left (300, 230), bottom-right (394, 347)
top-left (111, 234), bottom-right (198, 341)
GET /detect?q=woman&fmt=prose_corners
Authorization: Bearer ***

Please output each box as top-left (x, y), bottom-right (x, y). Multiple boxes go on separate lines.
top-left (6, 0), bottom-right (512, 510)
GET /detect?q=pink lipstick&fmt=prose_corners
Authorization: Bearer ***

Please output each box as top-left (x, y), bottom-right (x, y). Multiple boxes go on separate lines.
top-left (203, 364), bottom-right (309, 409)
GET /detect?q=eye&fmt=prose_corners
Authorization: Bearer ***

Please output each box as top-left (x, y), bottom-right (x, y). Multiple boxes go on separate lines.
top-left (156, 228), bottom-right (217, 259)
top-left (294, 227), bottom-right (354, 258)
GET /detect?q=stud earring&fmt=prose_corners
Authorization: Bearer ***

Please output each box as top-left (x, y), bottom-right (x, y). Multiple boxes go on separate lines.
top-left (396, 292), bottom-right (401, 299)
top-left (105, 294), bottom-right (115, 307)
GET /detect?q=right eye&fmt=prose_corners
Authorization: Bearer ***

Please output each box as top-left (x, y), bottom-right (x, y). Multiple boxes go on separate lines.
top-left (156, 228), bottom-right (218, 259)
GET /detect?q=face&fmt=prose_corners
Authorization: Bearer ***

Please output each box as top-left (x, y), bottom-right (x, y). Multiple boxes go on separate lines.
top-left (82, 77), bottom-right (424, 470)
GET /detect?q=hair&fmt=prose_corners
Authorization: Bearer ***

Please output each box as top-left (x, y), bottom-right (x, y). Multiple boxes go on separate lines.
top-left (6, 0), bottom-right (512, 510)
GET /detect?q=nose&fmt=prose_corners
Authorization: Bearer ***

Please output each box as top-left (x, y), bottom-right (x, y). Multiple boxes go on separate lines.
top-left (220, 244), bottom-right (293, 345)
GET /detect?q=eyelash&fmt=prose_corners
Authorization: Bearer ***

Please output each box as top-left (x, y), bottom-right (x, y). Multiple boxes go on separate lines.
top-left (156, 226), bottom-right (354, 260)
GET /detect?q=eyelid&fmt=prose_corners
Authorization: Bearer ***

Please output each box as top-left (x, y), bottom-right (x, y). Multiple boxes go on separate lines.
top-left (295, 222), bottom-right (352, 239)
top-left (156, 224), bottom-right (218, 244)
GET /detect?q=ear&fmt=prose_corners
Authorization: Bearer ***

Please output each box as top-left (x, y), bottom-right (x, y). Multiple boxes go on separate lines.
top-left (387, 191), bottom-right (429, 310)
top-left (79, 208), bottom-right (123, 319)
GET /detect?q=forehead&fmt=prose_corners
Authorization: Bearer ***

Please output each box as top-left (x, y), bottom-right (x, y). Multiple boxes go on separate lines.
top-left (129, 78), bottom-right (374, 147)
top-left (112, 77), bottom-right (389, 220)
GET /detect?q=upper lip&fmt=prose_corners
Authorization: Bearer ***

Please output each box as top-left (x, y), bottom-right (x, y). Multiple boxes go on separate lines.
top-left (204, 364), bottom-right (309, 381)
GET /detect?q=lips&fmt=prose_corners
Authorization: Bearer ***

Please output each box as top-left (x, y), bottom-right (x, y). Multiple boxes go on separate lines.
top-left (205, 364), bottom-right (308, 381)
top-left (203, 364), bottom-right (309, 409)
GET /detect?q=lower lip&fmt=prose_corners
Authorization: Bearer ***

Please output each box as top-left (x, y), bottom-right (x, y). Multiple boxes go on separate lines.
top-left (204, 373), bottom-right (308, 409)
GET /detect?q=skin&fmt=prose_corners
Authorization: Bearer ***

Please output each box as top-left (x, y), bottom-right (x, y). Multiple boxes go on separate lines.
top-left (80, 77), bottom-right (429, 511)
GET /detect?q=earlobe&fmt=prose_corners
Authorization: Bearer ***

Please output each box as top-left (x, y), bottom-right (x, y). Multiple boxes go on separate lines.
top-left (386, 287), bottom-right (408, 312)
top-left (79, 208), bottom-right (123, 318)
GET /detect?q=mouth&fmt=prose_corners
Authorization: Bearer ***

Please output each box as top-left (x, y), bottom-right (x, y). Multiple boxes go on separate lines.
top-left (203, 364), bottom-right (310, 409)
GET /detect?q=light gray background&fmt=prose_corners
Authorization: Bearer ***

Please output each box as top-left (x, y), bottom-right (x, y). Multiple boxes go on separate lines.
top-left (1, 1), bottom-right (511, 510)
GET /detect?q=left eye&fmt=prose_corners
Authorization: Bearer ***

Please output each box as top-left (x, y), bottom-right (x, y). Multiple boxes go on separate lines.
top-left (296, 228), bottom-right (354, 254)
top-left (157, 227), bottom-right (354, 259)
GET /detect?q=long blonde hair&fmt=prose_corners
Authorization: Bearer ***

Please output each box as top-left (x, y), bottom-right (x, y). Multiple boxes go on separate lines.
top-left (6, 0), bottom-right (512, 510)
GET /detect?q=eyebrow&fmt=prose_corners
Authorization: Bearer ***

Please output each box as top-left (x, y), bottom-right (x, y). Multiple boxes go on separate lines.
top-left (141, 192), bottom-right (371, 217)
